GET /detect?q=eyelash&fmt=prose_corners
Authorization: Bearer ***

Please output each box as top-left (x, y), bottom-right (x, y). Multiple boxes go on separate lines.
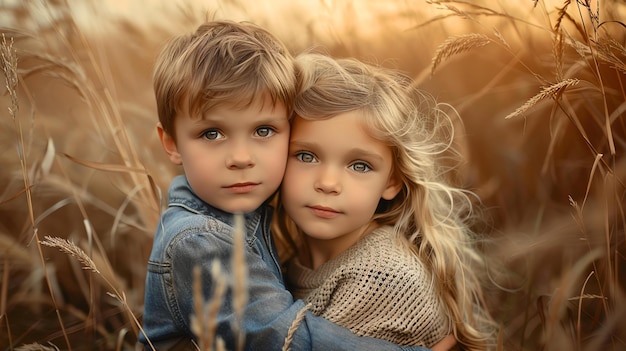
top-left (201, 126), bottom-right (277, 140)
top-left (202, 129), bottom-right (223, 140)
top-left (350, 162), bottom-right (372, 173)
top-left (255, 126), bottom-right (276, 138)
top-left (294, 151), bottom-right (373, 173)
top-left (295, 151), bottom-right (317, 163)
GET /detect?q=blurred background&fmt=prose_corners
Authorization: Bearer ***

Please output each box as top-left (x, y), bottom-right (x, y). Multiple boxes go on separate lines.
top-left (0, 0), bottom-right (624, 350)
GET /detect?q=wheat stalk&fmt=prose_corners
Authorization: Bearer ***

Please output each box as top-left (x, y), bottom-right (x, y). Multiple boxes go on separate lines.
top-left (39, 235), bottom-right (154, 350)
top-left (554, 0), bottom-right (573, 33)
top-left (191, 260), bottom-right (228, 351)
top-left (504, 78), bottom-right (580, 119)
top-left (0, 35), bottom-right (18, 118)
top-left (40, 236), bottom-right (99, 273)
top-left (431, 33), bottom-right (491, 75)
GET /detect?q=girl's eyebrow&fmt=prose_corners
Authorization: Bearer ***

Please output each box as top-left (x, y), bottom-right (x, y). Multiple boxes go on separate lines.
top-left (347, 148), bottom-right (384, 163)
top-left (288, 140), bottom-right (316, 148)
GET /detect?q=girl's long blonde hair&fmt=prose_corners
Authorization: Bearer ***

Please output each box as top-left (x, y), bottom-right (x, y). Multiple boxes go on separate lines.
top-left (273, 52), bottom-right (497, 350)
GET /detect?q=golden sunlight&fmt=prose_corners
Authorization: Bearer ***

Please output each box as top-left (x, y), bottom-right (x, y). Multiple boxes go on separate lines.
top-left (1, 0), bottom-right (624, 350)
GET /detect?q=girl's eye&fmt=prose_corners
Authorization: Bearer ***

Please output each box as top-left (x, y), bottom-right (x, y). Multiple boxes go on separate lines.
top-left (350, 162), bottom-right (371, 173)
top-left (256, 127), bottom-right (276, 138)
top-left (295, 151), bottom-right (317, 163)
top-left (202, 129), bottom-right (224, 140)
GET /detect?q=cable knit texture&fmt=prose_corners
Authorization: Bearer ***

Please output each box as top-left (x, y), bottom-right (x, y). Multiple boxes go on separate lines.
top-left (287, 225), bottom-right (451, 347)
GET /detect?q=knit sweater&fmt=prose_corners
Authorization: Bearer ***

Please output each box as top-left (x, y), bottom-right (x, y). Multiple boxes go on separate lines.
top-left (287, 225), bottom-right (451, 347)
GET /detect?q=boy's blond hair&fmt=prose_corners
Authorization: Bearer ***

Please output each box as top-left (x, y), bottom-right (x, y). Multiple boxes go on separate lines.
top-left (153, 20), bottom-right (296, 139)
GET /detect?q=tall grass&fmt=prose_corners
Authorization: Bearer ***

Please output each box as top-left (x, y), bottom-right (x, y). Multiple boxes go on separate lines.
top-left (0, 0), bottom-right (624, 350)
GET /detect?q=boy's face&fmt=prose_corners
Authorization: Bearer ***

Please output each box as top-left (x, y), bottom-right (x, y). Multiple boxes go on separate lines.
top-left (281, 111), bottom-right (401, 262)
top-left (159, 94), bottom-right (290, 213)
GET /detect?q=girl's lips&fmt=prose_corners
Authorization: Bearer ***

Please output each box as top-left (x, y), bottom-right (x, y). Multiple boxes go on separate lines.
top-left (308, 205), bottom-right (340, 219)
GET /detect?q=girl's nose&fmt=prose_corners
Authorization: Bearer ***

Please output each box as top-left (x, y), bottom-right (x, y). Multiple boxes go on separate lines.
top-left (314, 166), bottom-right (341, 194)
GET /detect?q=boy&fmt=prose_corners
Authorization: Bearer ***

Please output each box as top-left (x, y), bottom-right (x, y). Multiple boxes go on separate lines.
top-left (139, 20), bottom-right (433, 350)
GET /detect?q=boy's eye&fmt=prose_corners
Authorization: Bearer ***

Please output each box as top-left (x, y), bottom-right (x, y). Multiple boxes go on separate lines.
top-left (295, 151), bottom-right (317, 163)
top-left (350, 162), bottom-right (371, 173)
top-left (202, 129), bottom-right (224, 140)
top-left (256, 127), bottom-right (276, 138)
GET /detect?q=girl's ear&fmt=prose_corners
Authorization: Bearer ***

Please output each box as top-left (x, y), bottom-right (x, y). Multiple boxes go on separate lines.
top-left (157, 123), bottom-right (183, 165)
top-left (382, 173), bottom-right (402, 200)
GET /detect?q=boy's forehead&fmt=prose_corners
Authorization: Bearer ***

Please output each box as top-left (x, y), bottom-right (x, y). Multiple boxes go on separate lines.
top-left (198, 96), bottom-right (289, 121)
top-left (216, 92), bottom-right (286, 113)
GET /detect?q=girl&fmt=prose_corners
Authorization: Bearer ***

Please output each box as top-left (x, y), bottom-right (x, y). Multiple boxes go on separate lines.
top-left (274, 53), bottom-right (497, 350)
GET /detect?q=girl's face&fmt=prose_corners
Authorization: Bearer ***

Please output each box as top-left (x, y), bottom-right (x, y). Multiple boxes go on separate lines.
top-left (282, 111), bottom-right (401, 267)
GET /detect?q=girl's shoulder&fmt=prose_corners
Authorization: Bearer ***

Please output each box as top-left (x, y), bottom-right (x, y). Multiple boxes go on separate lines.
top-left (351, 226), bottom-right (415, 259)
top-left (328, 227), bottom-right (439, 307)
top-left (343, 226), bottom-right (429, 278)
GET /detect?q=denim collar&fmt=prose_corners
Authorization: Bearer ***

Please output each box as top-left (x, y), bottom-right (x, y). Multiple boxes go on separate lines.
top-left (166, 175), bottom-right (271, 232)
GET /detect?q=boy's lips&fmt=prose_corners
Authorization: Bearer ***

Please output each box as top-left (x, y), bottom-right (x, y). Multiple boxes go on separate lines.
top-left (224, 182), bottom-right (259, 194)
top-left (307, 205), bottom-right (341, 219)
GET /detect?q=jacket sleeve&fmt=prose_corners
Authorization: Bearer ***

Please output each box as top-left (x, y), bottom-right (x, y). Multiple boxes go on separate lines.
top-left (164, 230), bottom-right (431, 351)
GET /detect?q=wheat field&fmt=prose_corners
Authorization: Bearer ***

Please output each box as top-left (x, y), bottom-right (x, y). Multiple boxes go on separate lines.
top-left (0, 0), bottom-right (624, 350)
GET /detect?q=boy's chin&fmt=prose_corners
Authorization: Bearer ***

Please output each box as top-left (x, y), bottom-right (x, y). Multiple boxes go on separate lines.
top-left (219, 201), bottom-right (265, 214)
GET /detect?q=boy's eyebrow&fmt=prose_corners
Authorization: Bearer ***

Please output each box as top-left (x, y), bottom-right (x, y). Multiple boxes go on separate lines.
top-left (199, 115), bottom-right (289, 124)
top-left (255, 116), bottom-right (290, 124)
top-left (289, 140), bottom-right (385, 162)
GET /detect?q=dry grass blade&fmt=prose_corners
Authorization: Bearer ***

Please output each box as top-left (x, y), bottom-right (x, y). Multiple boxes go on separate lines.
top-left (63, 153), bottom-right (148, 174)
top-left (504, 78), bottom-right (580, 119)
top-left (15, 343), bottom-right (60, 351)
top-left (191, 260), bottom-right (227, 351)
top-left (492, 28), bottom-right (510, 50)
top-left (594, 37), bottom-right (626, 75)
top-left (431, 33), bottom-right (491, 75)
top-left (2, 31), bottom-right (74, 349)
top-left (206, 261), bottom-right (227, 351)
top-left (282, 304), bottom-right (310, 351)
top-left (544, 248), bottom-right (603, 346)
top-left (40, 236), bottom-right (99, 274)
top-left (232, 213), bottom-right (248, 351)
top-left (426, 0), bottom-right (502, 16)
top-left (192, 266), bottom-right (205, 350)
top-left (1, 256), bottom-right (10, 348)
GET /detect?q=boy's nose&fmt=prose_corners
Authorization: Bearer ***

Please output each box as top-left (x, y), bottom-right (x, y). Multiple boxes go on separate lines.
top-left (227, 143), bottom-right (254, 169)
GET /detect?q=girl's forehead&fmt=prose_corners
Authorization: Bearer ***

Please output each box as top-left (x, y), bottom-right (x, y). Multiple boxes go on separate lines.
top-left (291, 112), bottom-right (385, 146)
top-left (293, 111), bottom-right (380, 136)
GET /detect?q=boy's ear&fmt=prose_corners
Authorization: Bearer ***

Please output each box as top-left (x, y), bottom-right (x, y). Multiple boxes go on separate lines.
top-left (382, 173), bottom-right (402, 200)
top-left (157, 123), bottom-right (183, 165)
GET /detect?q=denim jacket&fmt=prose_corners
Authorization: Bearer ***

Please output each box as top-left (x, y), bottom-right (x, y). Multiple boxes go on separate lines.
top-left (140, 175), bottom-right (428, 351)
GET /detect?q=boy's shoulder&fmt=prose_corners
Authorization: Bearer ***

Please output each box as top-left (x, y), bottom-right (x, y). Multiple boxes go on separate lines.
top-left (150, 202), bottom-right (234, 264)
top-left (152, 175), bottom-right (231, 242)
top-left (166, 175), bottom-right (200, 206)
